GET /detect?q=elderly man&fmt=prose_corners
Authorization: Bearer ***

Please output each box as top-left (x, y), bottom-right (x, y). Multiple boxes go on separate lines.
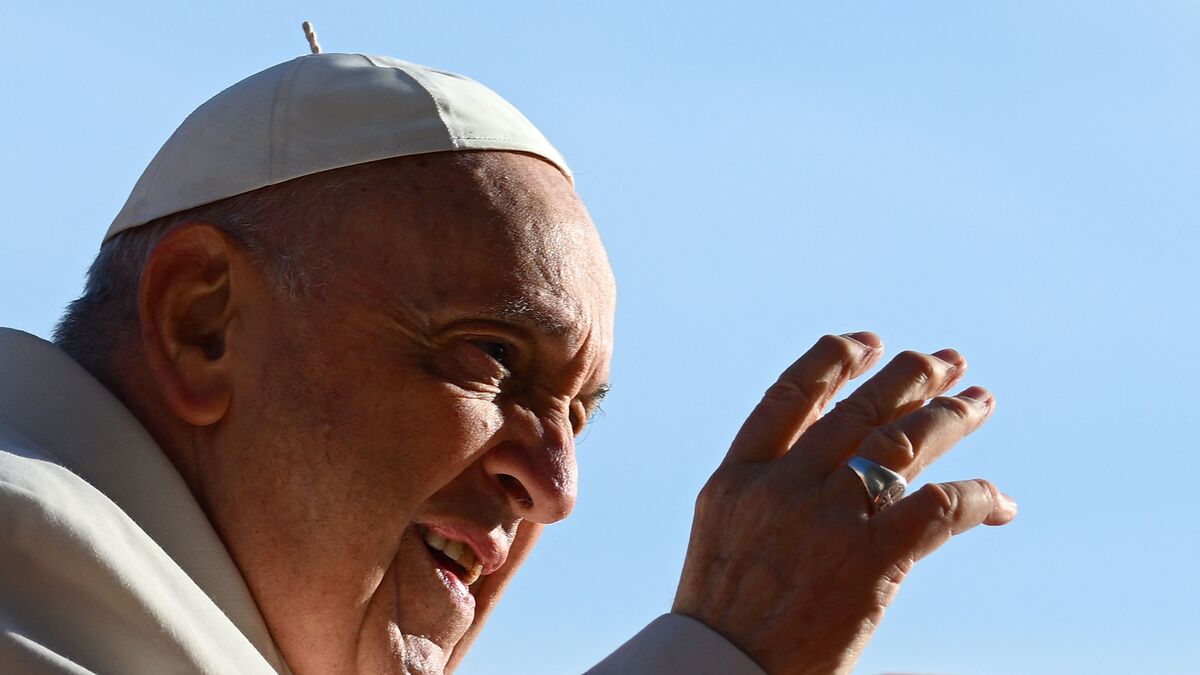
top-left (0, 51), bottom-right (1015, 674)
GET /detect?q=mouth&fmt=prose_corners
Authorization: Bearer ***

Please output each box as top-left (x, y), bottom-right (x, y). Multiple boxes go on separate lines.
top-left (418, 525), bottom-right (485, 587)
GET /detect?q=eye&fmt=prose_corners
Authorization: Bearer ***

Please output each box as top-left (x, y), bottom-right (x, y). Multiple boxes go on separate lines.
top-left (473, 340), bottom-right (513, 368)
top-left (439, 336), bottom-right (520, 391)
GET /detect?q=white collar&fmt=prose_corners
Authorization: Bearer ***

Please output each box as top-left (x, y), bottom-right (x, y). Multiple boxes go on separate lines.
top-left (0, 328), bottom-right (289, 672)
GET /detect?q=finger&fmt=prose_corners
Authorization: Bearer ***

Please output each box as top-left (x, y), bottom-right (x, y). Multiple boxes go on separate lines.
top-left (854, 386), bottom-right (994, 481)
top-left (873, 479), bottom-right (1017, 562)
top-left (724, 332), bottom-right (882, 465)
top-left (788, 347), bottom-right (967, 478)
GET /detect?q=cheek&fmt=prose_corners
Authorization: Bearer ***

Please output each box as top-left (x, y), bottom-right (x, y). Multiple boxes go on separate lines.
top-left (248, 316), bottom-right (506, 509)
top-left (290, 367), bottom-right (505, 510)
top-left (384, 391), bottom-right (504, 490)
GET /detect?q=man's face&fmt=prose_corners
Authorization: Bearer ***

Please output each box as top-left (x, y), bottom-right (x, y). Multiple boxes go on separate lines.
top-left (204, 153), bottom-right (615, 673)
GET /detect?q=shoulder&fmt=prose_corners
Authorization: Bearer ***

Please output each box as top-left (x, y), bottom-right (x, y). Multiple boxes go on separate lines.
top-left (0, 418), bottom-right (121, 552)
top-left (0, 418), bottom-right (275, 674)
top-left (0, 418), bottom-right (176, 627)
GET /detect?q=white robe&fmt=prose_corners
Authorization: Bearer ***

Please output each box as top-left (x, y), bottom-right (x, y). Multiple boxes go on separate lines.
top-left (0, 328), bottom-right (762, 674)
top-left (0, 328), bottom-right (288, 673)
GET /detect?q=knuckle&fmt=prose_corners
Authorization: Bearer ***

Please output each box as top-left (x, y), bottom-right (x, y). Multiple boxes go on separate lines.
top-left (871, 574), bottom-right (903, 609)
top-left (877, 558), bottom-right (914, 594)
top-left (969, 478), bottom-right (997, 501)
top-left (761, 376), bottom-right (819, 411)
top-left (895, 350), bottom-right (940, 385)
top-left (694, 480), bottom-right (721, 515)
top-left (921, 482), bottom-right (960, 521)
top-left (696, 468), bottom-right (742, 511)
top-left (697, 471), bottom-right (729, 504)
top-left (696, 468), bottom-right (784, 520)
top-left (931, 395), bottom-right (976, 422)
top-left (816, 333), bottom-right (860, 364)
top-left (864, 424), bottom-right (916, 464)
top-left (830, 393), bottom-right (883, 429)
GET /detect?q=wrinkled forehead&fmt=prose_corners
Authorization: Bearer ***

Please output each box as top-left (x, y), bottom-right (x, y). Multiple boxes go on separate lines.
top-left (324, 152), bottom-right (616, 345)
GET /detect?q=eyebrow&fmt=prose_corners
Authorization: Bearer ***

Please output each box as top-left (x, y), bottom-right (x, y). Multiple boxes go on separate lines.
top-left (582, 383), bottom-right (611, 420)
top-left (585, 383), bottom-right (611, 405)
top-left (473, 296), bottom-right (610, 415)
top-left (489, 296), bottom-right (574, 337)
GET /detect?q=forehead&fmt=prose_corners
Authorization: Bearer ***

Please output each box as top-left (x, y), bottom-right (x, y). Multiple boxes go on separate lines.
top-left (321, 152), bottom-right (616, 347)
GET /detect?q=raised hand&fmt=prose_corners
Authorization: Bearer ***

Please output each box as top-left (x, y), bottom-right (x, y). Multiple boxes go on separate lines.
top-left (672, 332), bottom-right (1016, 674)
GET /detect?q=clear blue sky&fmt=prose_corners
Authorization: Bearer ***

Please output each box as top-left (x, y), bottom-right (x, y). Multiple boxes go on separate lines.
top-left (3, 2), bottom-right (1197, 673)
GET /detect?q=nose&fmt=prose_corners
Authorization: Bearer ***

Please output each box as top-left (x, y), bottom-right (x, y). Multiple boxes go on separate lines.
top-left (482, 406), bottom-right (578, 523)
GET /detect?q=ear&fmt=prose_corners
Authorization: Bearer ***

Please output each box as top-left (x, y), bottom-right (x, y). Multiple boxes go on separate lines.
top-left (138, 223), bottom-right (242, 427)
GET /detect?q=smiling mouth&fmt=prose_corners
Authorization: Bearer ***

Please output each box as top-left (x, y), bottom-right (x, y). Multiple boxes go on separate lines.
top-left (419, 526), bottom-right (485, 586)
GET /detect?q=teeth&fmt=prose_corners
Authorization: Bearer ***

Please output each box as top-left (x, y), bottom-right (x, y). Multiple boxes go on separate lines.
top-left (465, 561), bottom-right (484, 586)
top-left (421, 527), bottom-right (485, 585)
top-left (426, 532), bottom-right (448, 550)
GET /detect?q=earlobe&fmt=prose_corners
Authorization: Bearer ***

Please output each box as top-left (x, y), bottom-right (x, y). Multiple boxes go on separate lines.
top-left (138, 224), bottom-right (239, 427)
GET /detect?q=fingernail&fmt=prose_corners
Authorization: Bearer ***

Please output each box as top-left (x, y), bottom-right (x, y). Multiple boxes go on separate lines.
top-left (932, 348), bottom-right (965, 369)
top-left (957, 386), bottom-right (993, 409)
top-left (999, 492), bottom-right (1018, 518)
top-left (841, 331), bottom-right (882, 351)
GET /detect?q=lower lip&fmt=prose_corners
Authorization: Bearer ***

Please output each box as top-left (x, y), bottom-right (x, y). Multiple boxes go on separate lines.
top-left (415, 529), bottom-right (476, 608)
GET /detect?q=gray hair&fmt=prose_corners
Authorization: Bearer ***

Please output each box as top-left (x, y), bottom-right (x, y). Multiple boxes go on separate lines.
top-left (52, 175), bottom-right (337, 386)
top-left (53, 151), bottom-right (515, 388)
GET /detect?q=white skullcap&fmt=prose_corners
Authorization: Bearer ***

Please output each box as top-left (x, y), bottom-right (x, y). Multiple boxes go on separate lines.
top-left (104, 53), bottom-right (571, 243)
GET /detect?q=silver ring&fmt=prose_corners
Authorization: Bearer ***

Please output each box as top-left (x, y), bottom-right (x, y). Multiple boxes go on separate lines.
top-left (846, 456), bottom-right (907, 513)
